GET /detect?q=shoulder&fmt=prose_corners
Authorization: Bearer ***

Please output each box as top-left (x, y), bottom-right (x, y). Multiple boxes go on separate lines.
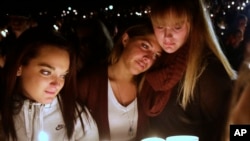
top-left (202, 54), bottom-right (231, 80)
top-left (197, 54), bottom-right (233, 101)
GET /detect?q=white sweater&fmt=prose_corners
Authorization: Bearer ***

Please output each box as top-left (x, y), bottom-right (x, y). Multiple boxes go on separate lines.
top-left (9, 97), bottom-right (99, 141)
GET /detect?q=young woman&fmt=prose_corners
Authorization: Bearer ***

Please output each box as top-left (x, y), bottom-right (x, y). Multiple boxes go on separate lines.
top-left (140, 0), bottom-right (237, 141)
top-left (77, 22), bottom-right (162, 141)
top-left (0, 27), bottom-right (99, 141)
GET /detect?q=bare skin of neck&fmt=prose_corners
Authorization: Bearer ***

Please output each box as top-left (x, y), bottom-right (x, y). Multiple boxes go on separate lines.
top-left (108, 65), bottom-right (137, 107)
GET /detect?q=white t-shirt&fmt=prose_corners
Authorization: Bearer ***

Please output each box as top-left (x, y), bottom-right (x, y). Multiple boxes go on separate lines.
top-left (108, 79), bottom-right (138, 141)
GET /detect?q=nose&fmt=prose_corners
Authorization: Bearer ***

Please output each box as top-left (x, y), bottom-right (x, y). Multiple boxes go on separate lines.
top-left (164, 28), bottom-right (173, 38)
top-left (143, 51), bottom-right (156, 62)
top-left (50, 76), bottom-right (62, 87)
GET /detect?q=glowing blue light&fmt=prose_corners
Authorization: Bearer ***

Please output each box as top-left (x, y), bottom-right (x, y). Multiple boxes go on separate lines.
top-left (38, 131), bottom-right (49, 141)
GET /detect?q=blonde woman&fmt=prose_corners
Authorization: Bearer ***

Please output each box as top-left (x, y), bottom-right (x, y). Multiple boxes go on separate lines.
top-left (140, 0), bottom-right (237, 141)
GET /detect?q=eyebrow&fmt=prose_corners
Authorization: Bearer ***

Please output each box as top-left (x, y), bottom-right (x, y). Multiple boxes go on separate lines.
top-left (38, 63), bottom-right (69, 74)
top-left (38, 63), bottom-right (55, 70)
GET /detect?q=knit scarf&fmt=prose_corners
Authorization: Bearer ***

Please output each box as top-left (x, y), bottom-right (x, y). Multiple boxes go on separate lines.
top-left (141, 46), bottom-right (188, 116)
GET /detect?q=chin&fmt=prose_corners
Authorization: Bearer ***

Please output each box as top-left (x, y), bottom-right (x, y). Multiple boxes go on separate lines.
top-left (42, 98), bottom-right (55, 104)
top-left (163, 49), bottom-right (176, 54)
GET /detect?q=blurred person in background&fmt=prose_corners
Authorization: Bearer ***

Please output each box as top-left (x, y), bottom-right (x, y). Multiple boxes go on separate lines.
top-left (73, 18), bottom-right (114, 74)
top-left (223, 57), bottom-right (250, 141)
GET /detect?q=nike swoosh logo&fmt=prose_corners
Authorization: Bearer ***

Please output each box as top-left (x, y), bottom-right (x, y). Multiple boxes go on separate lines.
top-left (55, 124), bottom-right (65, 130)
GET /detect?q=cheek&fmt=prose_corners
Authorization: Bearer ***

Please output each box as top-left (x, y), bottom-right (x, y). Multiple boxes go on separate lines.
top-left (154, 30), bottom-right (163, 40)
top-left (58, 80), bottom-right (65, 90)
top-left (21, 77), bottom-right (45, 97)
top-left (154, 32), bottom-right (164, 46)
top-left (20, 70), bottom-right (47, 90)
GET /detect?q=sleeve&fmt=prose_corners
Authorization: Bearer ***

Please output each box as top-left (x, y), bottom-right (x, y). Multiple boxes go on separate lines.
top-left (197, 58), bottom-right (233, 141)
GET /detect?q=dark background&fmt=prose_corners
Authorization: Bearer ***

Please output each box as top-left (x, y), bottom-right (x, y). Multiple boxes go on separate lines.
top-left (0, 0), bottom-right (151, 15)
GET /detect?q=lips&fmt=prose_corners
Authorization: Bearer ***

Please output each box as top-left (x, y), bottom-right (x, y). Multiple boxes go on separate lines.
top-left (136, 60), bottom-right (146, 70)
top-left (163, 42), bottom-right (175, 46)
top-left (45, 90), bottom-right (57, 95)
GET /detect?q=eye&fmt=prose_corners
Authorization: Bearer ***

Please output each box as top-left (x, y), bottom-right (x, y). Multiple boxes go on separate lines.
top-left (40, 69), bottom-right (51, 76)
top-left (153, 24), bottom-right (164, 30)
top-left (157, 26), bottom-right (163, 29)
top-left (156, 26), bottom-right (164, 30)
top-left (174, 23), bottom-right (183, 30)
top-left (141, 42), bottom-right (149, 49)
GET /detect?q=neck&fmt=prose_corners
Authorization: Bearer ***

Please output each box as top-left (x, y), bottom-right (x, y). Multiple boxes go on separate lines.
top-left (108, 64), bottom-right (134, 82)
top-left (108, 64), bottom-right (137, 106)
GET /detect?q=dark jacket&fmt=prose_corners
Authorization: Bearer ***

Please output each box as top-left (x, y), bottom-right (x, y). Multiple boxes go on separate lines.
top-left (77, 65), bottom-right (149, 141)
top-left (142, 55), bottom-right (234, 141)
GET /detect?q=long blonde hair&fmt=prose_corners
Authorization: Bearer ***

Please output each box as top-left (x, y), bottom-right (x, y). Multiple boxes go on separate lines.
top-left (150, 0), bottom-right (236, 108)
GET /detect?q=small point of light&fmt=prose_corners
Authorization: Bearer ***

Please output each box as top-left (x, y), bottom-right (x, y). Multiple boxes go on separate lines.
top-left (53, 24), bottom-right (59, 31)
top-left (1, 29), bottom-right (7, 37)
top-left (135, 12), bottom-right (142, 16)
top-left (109, 5), bottom-right (113, 10)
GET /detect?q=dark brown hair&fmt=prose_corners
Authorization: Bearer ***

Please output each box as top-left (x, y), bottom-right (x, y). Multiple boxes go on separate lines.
top-left (1, 26), bottom-right (87, 140)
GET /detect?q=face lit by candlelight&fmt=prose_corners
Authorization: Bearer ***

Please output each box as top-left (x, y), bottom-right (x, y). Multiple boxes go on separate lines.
top-left (17, 45), bottom-right (69, 104)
